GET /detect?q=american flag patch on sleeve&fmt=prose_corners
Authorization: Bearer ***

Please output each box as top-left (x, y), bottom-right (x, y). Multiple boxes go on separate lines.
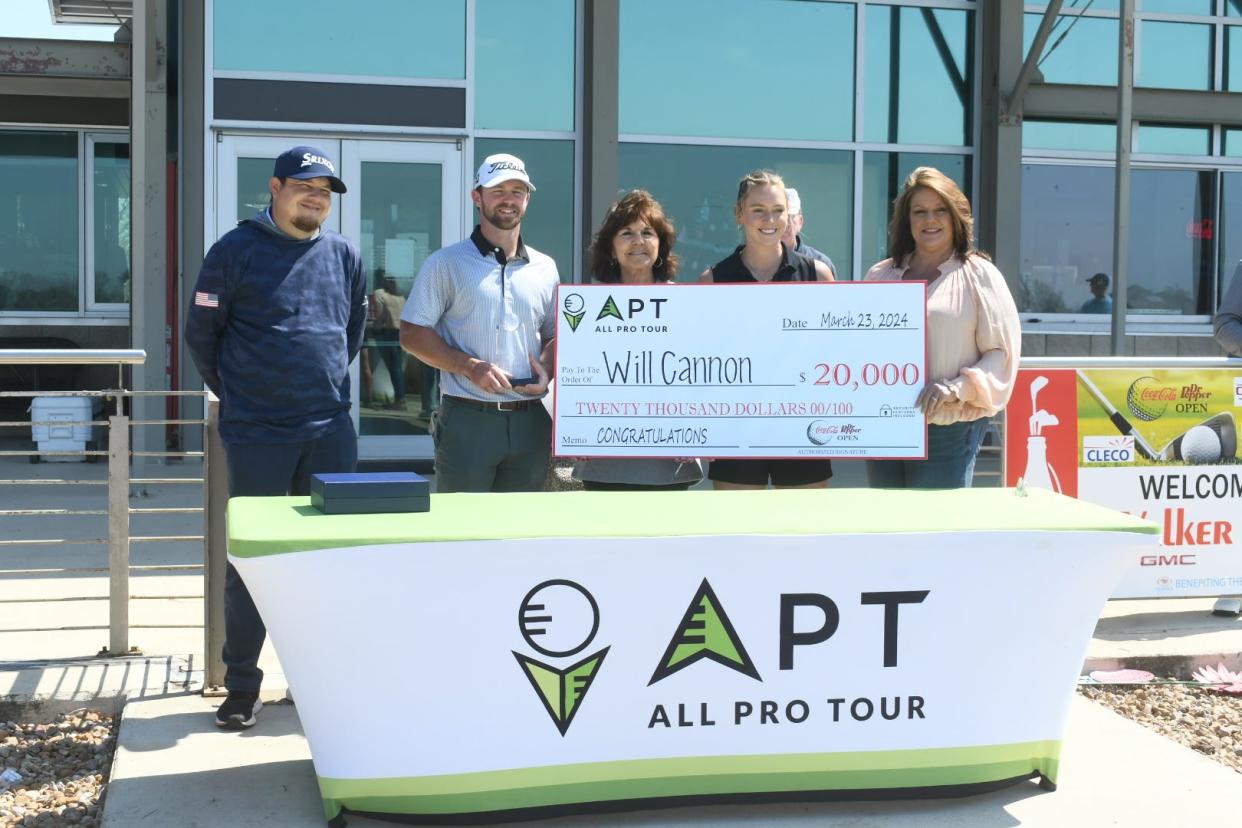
top-left (195, 291), bottom-right (219, 308)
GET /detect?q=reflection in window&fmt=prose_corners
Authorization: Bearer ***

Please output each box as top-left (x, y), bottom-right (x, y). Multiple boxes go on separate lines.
top-left (92, 142), bottom-right (130, 305)
top-left (861, 153), bottom-right (970, 273)
top-left (1137, 124), bottom-right (1211, 155)
top-left (359, 161), bottom-right (442, 434)
top-left (214, 0), bottom-right (465, 78)
top-left (1019, 164), bottom-right (1213, 316)
top-left (1222, 173), bottom-right (1242, 308)
top-left (1023, 120), bottom-right (1116, 153)
top-left (0, 132), bottom-right (78, 312)
top-left (864, 5), bottom-right (973, 146)
top-left (475, 139), bottom-right (575, 280)
top-left (619, 143), bottom-right (852, 281)
top-left (1140, 22), bottom-right (1212, 90)
top-left (235, 157), bottom-right (276, 224)
top-left (1024, 13), bottom-right (1117, 86)
top-left (476, 0), bottom-right (574, 131)
top-left (619, 0), bottom-right (854, 141)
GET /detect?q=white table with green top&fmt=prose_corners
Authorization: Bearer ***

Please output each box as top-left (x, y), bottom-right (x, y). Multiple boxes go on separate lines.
top-left (226, 487), bottom-right (1157, 826)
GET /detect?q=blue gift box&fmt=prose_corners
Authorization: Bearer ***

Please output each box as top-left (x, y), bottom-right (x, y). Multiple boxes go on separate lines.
top-left (310, 472), bottom-right (430, 514)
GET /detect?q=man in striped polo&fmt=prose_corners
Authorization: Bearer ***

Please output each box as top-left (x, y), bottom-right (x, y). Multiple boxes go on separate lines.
top-left (400, 153), bottom-right (558, 492)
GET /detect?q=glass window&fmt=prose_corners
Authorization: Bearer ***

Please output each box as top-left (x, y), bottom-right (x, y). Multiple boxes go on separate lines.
top-left (213, 0), bottom-right (466, 79)
top-left (235, 158), bottom-right (276, 224)
top-left (474, 139), bottom-right (575, 280)
top-left (861, 153), bottom-right (971, 273)
top-left (1023, 120), bottom-right (1117, 153)
top-left (618, 143), bottom-right (852, 281)
top-left (358, 161), bottom-right (443, 435)
top-left (1142, 1), bottom-right (1214, 12)
top-left (1227, 128), bottom-right (1242, 155)
top-left (476, 0), bottom-right (574, 131)
top-left (1222, 173), bottom-right (1242, 310)
top-left (1232, 1), bottom-right (1242, 17)
top-left (0, 132), bottom-right (79, 312)
top-left (1138, 124), bottom-right (1211, 154)
top-left (1019, 164), bottom-right (1213, 316)
top-left (1139, 22), bottom-right (1212, 90)
top-left (1228, 26), bottom-right (1241, 91)
top-left (91, 141), bottom-right (130, 306)
top-left (619, 0), bottom-right (854, 141)
top-left (863, 6), bottom-right (974, 146)
top-left (1024, 13), bottom-right (1117, 86)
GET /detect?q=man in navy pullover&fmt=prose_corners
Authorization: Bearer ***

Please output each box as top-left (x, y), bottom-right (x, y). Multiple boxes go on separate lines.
top-left (186, 146), bottom-right (366, 729)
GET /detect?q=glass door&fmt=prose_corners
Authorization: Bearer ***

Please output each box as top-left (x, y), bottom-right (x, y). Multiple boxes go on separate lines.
top-left (216, 135), bottom-right (464, 462)
top-left (339, 139), bottom-right (463, 461)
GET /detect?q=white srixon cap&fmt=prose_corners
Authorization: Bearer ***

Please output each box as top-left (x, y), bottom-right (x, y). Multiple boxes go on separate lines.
top-left (474, 153), bottom-right (536, 191)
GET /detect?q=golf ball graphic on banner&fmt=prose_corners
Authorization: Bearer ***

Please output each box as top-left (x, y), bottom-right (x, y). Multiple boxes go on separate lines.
top-left (1125, 376), bottom-right (1171, 422)
top-left (1179, 425), bottom-right (1222, 464)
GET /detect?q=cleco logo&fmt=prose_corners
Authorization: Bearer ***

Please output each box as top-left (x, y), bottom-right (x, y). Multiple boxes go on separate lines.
top-left (1083, 435), bottom-right (1135, 464)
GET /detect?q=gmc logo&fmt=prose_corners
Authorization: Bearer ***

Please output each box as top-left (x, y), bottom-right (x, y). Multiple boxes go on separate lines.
top-left (1140, 554), bottom-right (1197, 567)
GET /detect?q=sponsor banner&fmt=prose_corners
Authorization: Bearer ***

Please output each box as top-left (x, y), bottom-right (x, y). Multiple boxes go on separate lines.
top-left (1007, 367), bottom-right (1242, 598)
top-left (232, 524), bottom-right (1143, 821)
top-left (552, 283), bottom-right (928, 459)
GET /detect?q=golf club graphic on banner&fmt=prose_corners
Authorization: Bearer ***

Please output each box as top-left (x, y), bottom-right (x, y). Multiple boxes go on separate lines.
top-left (1007, 367), bottom-right (1242, 598)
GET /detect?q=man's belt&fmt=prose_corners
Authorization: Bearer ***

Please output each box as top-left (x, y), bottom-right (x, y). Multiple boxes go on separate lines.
top-left (444, 395), bottom-right (536, 412)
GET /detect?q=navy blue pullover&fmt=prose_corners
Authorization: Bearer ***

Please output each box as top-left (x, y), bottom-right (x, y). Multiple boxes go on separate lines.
top-left (185, 216), bottom-right (366, 444)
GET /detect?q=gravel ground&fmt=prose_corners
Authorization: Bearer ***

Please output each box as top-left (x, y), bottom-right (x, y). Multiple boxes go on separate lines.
top-left (1079, 682), bottom-right (1242, 774)
top-left (0, 711), bottom-right (114, 827)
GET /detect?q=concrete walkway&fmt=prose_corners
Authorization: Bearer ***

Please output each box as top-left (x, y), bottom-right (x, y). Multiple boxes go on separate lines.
top-left (100, 691), bottom-right (1242, 827)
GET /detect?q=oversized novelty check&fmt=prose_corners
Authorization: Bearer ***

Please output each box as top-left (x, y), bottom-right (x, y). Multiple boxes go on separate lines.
top-left (553, 282), bottom-right (927, 459)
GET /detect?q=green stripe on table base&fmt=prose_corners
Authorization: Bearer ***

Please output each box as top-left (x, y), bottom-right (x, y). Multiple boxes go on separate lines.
top-left (319, 742), bottom-right (1060, 818)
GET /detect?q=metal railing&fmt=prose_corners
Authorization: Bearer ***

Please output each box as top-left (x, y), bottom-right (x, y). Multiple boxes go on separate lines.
top-left (0, 349), bottom-right (214, 662)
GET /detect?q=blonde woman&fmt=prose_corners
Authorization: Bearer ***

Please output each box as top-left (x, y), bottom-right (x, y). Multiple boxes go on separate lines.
top-left (699, 170), bottom-right (833, 490)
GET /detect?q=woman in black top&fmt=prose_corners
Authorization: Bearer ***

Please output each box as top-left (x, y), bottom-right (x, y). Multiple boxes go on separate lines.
top-left (699, 170), bottom-right (835, 490)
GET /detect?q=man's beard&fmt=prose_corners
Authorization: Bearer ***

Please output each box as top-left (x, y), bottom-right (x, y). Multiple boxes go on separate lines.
top-left (291, 212), bottom-right (322, 233)
top-left (481, 203), bottom-right (522, 230)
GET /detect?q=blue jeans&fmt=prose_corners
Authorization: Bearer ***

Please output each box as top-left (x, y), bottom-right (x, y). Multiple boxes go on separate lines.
top-left (221, 421), bottom-right (357, 692)
top-left (866, 419), bottom-right (990, 490)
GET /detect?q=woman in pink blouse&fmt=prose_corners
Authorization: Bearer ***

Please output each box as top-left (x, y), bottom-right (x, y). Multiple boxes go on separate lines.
top-left (864, 167), bottom-right (1021, 489)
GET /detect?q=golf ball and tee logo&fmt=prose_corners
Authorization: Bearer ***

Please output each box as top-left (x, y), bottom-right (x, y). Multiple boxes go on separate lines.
top-left (514, 578), bottom-right (760, 735)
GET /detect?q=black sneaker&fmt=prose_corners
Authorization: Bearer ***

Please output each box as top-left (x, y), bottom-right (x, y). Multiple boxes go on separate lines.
top-left (215, 692), bottom-right (262, 730)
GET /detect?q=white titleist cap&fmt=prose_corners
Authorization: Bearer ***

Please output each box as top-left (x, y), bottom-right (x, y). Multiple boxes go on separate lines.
top-left (474, 153), bottom-right (536, 191)
top-left (786, 187), bottom-right (803, 216)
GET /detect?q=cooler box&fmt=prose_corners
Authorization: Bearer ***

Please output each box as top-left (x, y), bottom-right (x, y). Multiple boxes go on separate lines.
top-left (310, 472), bottom-right (430, 514)
top-left (30, 396), bottom-right (101, 462)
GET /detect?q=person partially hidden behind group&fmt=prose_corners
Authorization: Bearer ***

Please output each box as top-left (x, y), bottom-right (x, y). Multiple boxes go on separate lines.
top-left (863, 166), bottom-right (1021, 489)
top-left (573, 190), bottom-right (704, 491)
top-left (699, 170), bottom-right (835, 490)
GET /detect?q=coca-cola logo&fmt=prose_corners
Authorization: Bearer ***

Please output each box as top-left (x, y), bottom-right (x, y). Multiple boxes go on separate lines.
top-left (1126, 376), bottom-right (1174, 422)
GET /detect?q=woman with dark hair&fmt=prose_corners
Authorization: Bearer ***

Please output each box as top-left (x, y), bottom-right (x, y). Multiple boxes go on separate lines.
top-left (864, 166), bottom-right (1021, 489)
top-left (573, 190), bottom-right (702, 490)
top-left (698, 170), bottom-right (834, 490)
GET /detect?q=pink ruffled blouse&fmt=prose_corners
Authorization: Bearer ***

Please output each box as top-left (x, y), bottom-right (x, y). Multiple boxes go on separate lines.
top-left (864, 255), bottom-right (1021, 426)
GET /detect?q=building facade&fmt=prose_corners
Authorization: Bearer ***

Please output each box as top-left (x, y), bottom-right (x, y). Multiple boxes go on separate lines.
top-left (2, 0), bottom-right (1240, 461)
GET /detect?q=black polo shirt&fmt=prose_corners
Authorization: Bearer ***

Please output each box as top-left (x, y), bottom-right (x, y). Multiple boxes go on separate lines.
top-left (709, 243), bottom-right (818, 283)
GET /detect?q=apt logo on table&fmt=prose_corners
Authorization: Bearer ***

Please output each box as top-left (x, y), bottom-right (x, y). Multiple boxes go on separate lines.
top-left (513, 579), bottom-right (610, 736)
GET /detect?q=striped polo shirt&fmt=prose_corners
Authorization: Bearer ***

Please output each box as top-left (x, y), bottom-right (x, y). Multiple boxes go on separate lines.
top-left (402, 226), bottom-right (559, 402)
